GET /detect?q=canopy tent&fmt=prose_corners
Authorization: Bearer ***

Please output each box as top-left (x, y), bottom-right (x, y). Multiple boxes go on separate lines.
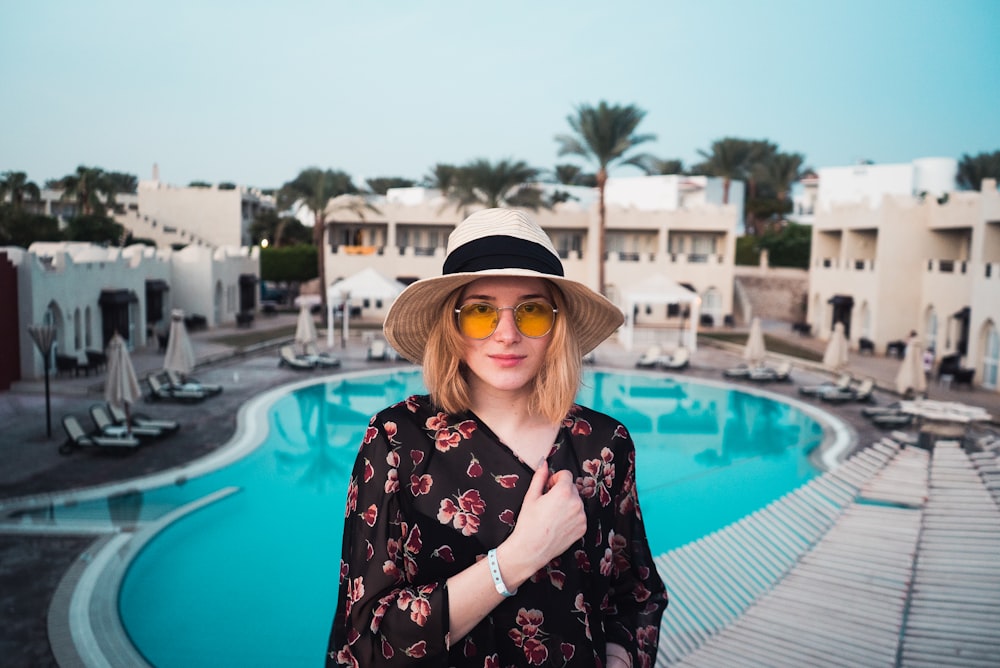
top-left (619, 274), bottom-right (701, 352)
top-left (325, 267), bottom-right (408, 347)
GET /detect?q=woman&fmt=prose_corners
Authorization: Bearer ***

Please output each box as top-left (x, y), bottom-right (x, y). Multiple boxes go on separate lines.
top-left (329, 208), bottom-right (667, 667)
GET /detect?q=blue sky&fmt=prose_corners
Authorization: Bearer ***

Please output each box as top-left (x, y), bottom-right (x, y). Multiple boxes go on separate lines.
top-left (2, 0), bottom-right (998, 190)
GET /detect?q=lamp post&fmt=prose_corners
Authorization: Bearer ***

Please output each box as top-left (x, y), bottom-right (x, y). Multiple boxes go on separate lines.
top-left (27, 324), bottom-right (57, 438)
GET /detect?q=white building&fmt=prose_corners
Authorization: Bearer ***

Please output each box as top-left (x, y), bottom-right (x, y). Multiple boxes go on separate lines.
top-left (807, 157), bottom-right (1000, 392)
top-left (320, 175), bottom-right (745, 348)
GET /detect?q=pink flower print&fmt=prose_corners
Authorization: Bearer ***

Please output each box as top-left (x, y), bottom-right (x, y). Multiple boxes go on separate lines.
top-left (385, 448), bottom-right (400, 467)
top-left (437, 497), bottom-right (458, 524)
top-left (464, 637), bottom-right (476, 658)
top-left (404, 523), bottom-right (423, 555)
top-left (523, 637), bottom-right (548, 665)
top-left (508, 608), bottom-right (551, 665)
top-left (334, 646), bottom-right (358, 668)
top-left (575, 549), bottom-right (592, 573)
top-left (457, 489), bottom-right (485, 514)
top-left (484, 654), bottom-right (499, 668)
top-left (435, 429), bottom-right (462, 452)
top-left (467, 455), bottom-right (483, 478)
top-left (571, 418), bottom-right (592, 436)
top-left (493, 474), bottom-right (519, 488)
top-left (404, 640), bottom-right (427, 658)
top-left (410, 449), bottom-right (424, 465)
top-left (384, 468), bottom-right (399, 494)
top-left (614, 424), bottom-right (629, 439)
top-left (382, 559), bottom-right (400, 580)
top-left (405, 396), bottom-right (420, 412)
top-left (573, 593), bottom-right (590, 614)
top-left (561, 642), bottom-right (575, 661)
top-left (360, 504), bottom-right (378, 527)
top-left (456, 419), bottom-right (477, 438)
top-left (599, 547), bottom-right (613, 577)
top-left (363, 458), bottom-right (374, 483)
top-left (363, 426), bottom-right (378, 444)
top-left (381, 637), bottom-right (394, 660)
top-left (633, 581), bottom-right (651, 603)
top-left (425, 412), bottom-right (449, 431)
top-left (345, 479), bottom-right (358, 517)
top-left (409, 597), bottom-right (431, 626)
top-left (547, 567), bottom-right (566, 590)
top-left (432, 545), bottom-right (455, 562)
top-left (339, 559), bottom-right (348, 582)
top-left (515, 608), bottom-right (544, 638)
top-left (383, 421), bottom-right (399, 443)
top-left (499, 508), bottom-right (516, 527)
top-left (365, 540), bottom-right (374, 561)
top-left (410, 473), bottom-right (433, 496)
top-left (438, 490), bottom-right (484, 536)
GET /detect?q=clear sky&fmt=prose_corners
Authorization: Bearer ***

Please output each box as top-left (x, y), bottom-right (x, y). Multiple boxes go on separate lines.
top-left (2, 0), bottom-right (999, 190)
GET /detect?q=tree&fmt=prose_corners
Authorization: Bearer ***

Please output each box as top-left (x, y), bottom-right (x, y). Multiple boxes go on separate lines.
top-left (260, 244), bottom-right (318, 282)
top-left (0, 171), bottom-right (41, 209)
top-left (422, 163), bottom-right (459, 195)
top-left (278, 168), bottom-right (378, 310)
top-left (633, 157), bottom-right (685, 176)
top-left (551, 163), bottom-right (596, 186)
top-left (0, 208), bottom-right (60, 246)
top-left (555, 101), bottom-right (656, 294)
top-left (957, 150), bottom-right (1000, 190)
top-left (448, 158), bottom-right (543, 212)
top-left (745, 152), bottom-right (808, 235)
top-left (63, 214), bottom-right (125, 244)
top-left (693, 137), bottom-right (776, 204)
top-left (56, 166), bottom-right (116, 216)
top-left (250, 209), bottom-right (312, 247)
top-left (104, 171), bottom-right (138, 194)
top-left (366, 177), bottom-right (415, 195)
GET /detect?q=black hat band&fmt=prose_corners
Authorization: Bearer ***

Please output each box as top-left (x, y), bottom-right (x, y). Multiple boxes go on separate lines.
top-left (442, 235), bottom-right (564, 277)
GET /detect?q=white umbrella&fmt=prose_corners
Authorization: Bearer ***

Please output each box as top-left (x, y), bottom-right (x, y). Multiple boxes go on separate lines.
top-left (895, 339), bottom-right (927, 397)
top-left (743, 317), bottom-right (767, 366)
top-left (822, 322), bottom-right (850, 372)
top-left (105, 332), bottom-right (141, 434)
top-left (163, 309), bottom-right (196, 376)
top-left (295, 304), bottom-right (319, 356)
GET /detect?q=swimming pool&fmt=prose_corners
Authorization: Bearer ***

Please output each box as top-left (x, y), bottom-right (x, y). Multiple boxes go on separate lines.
top-left (29, 369), bottom-right (842, 667)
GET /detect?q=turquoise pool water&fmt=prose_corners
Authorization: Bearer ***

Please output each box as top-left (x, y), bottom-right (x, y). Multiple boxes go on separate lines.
top-left (113, 370), bottom-right (823, 667)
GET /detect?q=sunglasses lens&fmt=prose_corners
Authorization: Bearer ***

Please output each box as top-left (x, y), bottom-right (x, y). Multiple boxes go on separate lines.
top-left (515, 302), bottom-right (555, 337)
top-left (457, 302), bottom-right (556, 338)
top-left (458, 303), bottom-right (499, 339)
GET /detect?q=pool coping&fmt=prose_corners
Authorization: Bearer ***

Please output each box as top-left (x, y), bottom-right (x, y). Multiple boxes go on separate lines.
top-left (36, 367), bottom-right (855, 668)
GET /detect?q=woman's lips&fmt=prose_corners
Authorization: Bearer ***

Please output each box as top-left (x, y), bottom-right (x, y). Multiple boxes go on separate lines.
top-left (489, 354), bottom-right (525, 368)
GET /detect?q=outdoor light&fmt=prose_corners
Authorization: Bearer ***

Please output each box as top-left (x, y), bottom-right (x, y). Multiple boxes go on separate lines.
top-left (27, 324), bottom-right (57, 438)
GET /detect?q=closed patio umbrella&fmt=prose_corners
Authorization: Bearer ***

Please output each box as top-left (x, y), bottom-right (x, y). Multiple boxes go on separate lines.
top-left (743, 317), bottom-right (767, 366)
top-left (823, 322), bottom-right (850, 372)
top-left (295, 304), bottom-right (319, 355)
top-left (895, 339), bottom-right (927, 398)
top-left (105, 332), bottom-right (141, 435)
top-left (163, 309), bottom-right (196, 376)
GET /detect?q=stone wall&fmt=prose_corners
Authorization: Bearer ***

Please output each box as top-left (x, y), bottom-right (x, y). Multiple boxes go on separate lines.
top-left (734, 265), bottom-right (809, 324)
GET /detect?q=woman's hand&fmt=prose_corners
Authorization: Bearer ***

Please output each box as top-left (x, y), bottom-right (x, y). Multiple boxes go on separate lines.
top-left (606, 643), bottom-right (632, 668)
top-left (496, 462), bottom-right (587, 587)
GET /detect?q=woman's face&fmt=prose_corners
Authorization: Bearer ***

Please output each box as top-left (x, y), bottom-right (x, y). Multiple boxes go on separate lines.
top-left (457, 276), bottom-right (554, 398)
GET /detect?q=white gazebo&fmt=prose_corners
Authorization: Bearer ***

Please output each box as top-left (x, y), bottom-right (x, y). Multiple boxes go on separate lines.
top-left (325, 267), bottom-right (408, 347)
top-left (619, 274), bottom-right (701, 352)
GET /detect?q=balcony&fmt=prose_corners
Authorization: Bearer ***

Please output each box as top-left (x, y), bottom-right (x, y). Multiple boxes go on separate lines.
top-left (927, 259), bottom-right (968, 275)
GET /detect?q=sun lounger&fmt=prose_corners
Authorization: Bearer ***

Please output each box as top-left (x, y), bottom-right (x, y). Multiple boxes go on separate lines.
top-left (635, 345), bottom-right (664, 369)
top-left (303, 342), bottom-right (341, 367)
top-left (799, 373), bottom-right (853, 397)
top-left (59, 415), bottom-right (140, 455)
top-left (147, 374), bottom-right (209, 402)
top-left (107, 403), bottom-right (180, 434)
top-left (90, 404), bottom-right (164, 440)
top-left (279, 345), bottom-right (317, 371)
top-left (722, 363), bottom-right (753, 378)
top-left (660, 347), bottom-right (690, 370)
top-left (164, 370), bottom-right (223, 396)
top-left (821, 378), bottom-right (875, 403)
top-left (747, 361), bottom-right (792, 382)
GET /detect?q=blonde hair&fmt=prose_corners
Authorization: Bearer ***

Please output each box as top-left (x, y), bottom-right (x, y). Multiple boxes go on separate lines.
top-left (422, 281), bottom-right (581, 424)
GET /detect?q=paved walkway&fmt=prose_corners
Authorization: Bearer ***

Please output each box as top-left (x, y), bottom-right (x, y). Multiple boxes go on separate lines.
top-left (1, 316), bottom-right (997, 666)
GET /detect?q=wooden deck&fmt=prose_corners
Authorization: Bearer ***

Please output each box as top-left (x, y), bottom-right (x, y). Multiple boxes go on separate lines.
top-left (654, 439), bottom-right (1000, 667)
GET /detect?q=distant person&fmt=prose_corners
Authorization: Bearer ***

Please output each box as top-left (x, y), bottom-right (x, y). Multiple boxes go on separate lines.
top-left (328, 208), bottom-right (667, 667)
top-left (923, 347), bottom-right (935, 378)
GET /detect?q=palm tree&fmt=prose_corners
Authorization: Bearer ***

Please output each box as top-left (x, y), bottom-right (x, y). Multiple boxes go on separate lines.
top-left (693, 137), bottom-right (766, 204)
top-left (0, 171), bottom-right (41, 210)
top-left (555, 101), bottom-right (656, 294)
top-left (552, 163), bottom-right (597, 186)
top-left (448, 158), bottom-right (543, 212)
top-left (57, 166), bottom-right (111, 216)
top-left (633, 157), bottom-right (685, 176)
top-left (957, 151), bottom-right (1000, 191)
top-left (278, 168), bottom-right (378, 310)
top-left (422, 163), bottom-right (459, 196)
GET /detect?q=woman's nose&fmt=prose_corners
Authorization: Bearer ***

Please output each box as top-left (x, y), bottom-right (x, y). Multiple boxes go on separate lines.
top-left (492, 307), bottom-right (522, 341)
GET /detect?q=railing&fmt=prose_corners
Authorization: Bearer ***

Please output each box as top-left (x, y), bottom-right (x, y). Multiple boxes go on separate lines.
top-left (928, 259), bottom-right (968, 274)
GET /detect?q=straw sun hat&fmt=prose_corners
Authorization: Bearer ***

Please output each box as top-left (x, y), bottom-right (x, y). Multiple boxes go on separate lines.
top-left (384, 208), bottom-right (624, 364)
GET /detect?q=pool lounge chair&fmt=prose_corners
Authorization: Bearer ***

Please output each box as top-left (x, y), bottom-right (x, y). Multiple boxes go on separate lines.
top-left (90, 404), bottom-right (165, 440)
top-left (107, 403), bottom-right (180, 434)
top-left (279, 345), bottom-right (317, 371)
top-left (722, 363), bottom-right (754, 378)
top-left (164, 370), bottom-right (223, 396)
top-left (60, 415), bottom-right (140, 455)
top-left (747, 360), bottom-right (792, 382)
top-left (659, 347), bottom-right (690, 371)
top-left (799, 373), bottom-right (853, 397)
top-left (147, 375), bottom-right (209, 402)
top-left (303, 342), bottom-right (341, 368)
top-left (821, 377), bottom-right (875, 403)
top-left (635, 345), bottom-right (664, 369)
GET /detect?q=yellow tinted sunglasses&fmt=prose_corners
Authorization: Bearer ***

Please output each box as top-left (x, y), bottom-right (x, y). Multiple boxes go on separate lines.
top-left (455, 301), bottom-right (558, 339)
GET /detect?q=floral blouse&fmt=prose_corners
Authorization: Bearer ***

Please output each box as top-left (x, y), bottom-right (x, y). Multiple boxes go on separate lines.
top-left (328, 394), bottom-right (667, 667)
